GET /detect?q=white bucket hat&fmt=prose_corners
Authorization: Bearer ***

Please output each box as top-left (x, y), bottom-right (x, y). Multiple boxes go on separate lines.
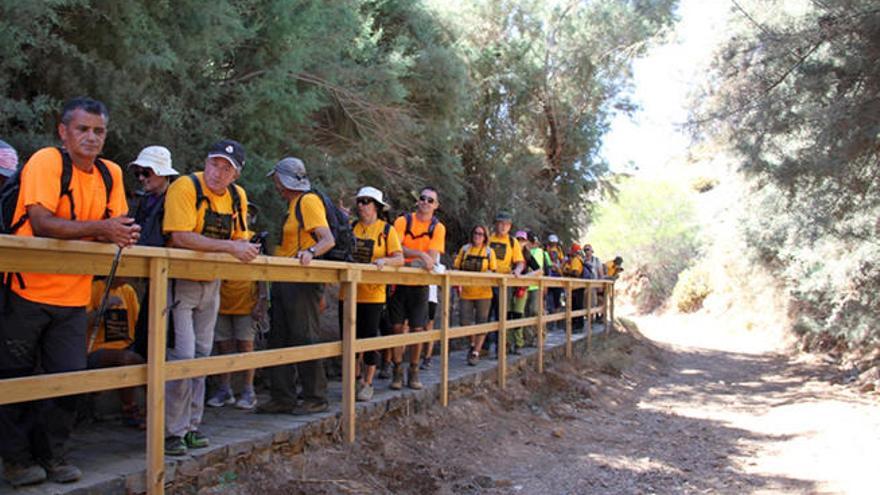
top-left (548, 234), bottom-right (560, 243)
top-left (129, 146), bottom-right (179, 176)
top-left (356, 186), bottom-right (389, 211)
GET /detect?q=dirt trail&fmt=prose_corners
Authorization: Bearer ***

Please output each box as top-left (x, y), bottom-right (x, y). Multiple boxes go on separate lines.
top-left (200, 314), bottom-right (880, 494)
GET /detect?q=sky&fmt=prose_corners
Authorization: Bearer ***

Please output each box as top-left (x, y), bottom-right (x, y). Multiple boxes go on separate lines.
top-left (601, 0), bottom-right (733, 177)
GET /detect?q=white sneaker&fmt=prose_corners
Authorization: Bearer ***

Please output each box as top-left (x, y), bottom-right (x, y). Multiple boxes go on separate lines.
top-left (235, 390), bottom-right (257, 410)
top-left (206, 388), bottom-right (235, 408)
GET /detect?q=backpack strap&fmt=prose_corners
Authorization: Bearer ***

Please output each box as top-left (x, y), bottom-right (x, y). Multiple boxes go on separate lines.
top-left (188, 174), bottom-right (207, 211)
top-left (58, 147), bottom-right (114, 221)
top-left (227, 184), bottom-right (245, 232)
top-left (94, 158), bottom-right (113, 219)
top-left (404, 212), bottom-right (438, 240)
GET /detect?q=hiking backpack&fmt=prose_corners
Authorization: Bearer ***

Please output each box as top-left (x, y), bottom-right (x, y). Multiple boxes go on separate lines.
top-left (458, 243), bottom-right (492, 272)
top-left (403, 212), bottom-right (439, 241)
top-left (187, 174), bottom-right (246, 234)
top-left (0, 147), bottom-right (113, 235)
top-left (294, 189), bottom-right (354, 262)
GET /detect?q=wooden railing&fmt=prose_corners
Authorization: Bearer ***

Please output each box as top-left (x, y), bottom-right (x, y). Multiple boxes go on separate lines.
top-left (0, 235), bottom-right (614, 494)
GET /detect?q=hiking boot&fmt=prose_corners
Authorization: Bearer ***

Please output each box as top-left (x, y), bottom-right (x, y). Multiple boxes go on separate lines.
top-left (38, 457), bottom-right (81, 483)
top-left (407, 364), bottom-right (423, 390)
top-left (184, 430), bottom-right (209, 449)
top-left (256, 400), bottom-right (295, 414)
top-left (390, 363), bottom-right (404, 390)
top-left (377, 361), bottom-right (392, 379)
top-left (165, 436), bottom-right (187, 456)
top-left (235, 389), bottom-right (257, 410)
top-left (4, 461), bottom-right (47, 487)
top-left (356, 383), bottom-right (374, 402)
top-left (510, 345), bottom-right (522, 355)
top-left (420, 356), bottom-right (433, 370)
top-left (290, 401), bottom-right (329, 416)
top-left (206, 388), bottom-right (235, 408)
top-left (467, 351), bottom-right (480, 366)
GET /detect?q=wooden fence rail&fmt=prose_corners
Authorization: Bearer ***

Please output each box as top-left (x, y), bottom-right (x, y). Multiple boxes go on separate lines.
top-left (0, 235), bottom-right (615, 494)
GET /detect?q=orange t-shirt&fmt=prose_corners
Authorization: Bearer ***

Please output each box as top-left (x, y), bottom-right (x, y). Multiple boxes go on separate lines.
top-left (11, 147), bottom-right (128, 307)
top-left (393, 213), bottom-right (445, 263)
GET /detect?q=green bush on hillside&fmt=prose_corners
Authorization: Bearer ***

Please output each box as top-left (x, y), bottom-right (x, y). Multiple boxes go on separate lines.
top-left (671, 266), bottom-right (711, 313)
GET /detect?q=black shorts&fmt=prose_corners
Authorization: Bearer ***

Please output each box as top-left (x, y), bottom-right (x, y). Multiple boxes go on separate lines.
top-left (387, 285), bottom-right (429, 329)
top-left (428, 301), bottom-right (437, 321)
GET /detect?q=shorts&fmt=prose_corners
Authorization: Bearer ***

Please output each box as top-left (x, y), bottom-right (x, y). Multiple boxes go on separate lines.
top-left (387, 285), bottom-right (429, 329)
top-left (214, 314), bottom-right (256, 341)
top-left (428, 301), bottom-right (437, 322)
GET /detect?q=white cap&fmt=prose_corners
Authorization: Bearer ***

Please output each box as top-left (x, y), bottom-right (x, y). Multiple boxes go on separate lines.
top-left (129, 146), bottom-right (179, 176)
top-left (548, 234), bottom-right (560, 243)
top-left (356, 186), bottom-right (389, 210)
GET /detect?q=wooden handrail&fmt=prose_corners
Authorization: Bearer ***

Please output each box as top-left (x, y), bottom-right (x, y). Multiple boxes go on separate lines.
top-left (0, 235), bottom-right (614, 494)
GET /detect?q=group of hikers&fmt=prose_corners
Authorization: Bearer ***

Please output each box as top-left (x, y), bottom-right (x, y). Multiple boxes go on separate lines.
top-left (0, 97), bottom-right (621, 488)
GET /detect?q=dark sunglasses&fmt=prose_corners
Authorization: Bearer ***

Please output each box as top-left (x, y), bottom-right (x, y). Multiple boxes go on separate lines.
top-left (473, 230), bottom-right (486, 237)
top-left (133, 168), bottom-right (154, 179)
top-left (356, 198), bottom-right (374, 206)
top-left (418, 195), bottom-right (436, 204)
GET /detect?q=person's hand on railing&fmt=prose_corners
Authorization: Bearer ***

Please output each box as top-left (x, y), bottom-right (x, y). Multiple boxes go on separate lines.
top-left (230, 239), bottom-right (260, 263)
top-left (101, 216), bottom-right (141, 248)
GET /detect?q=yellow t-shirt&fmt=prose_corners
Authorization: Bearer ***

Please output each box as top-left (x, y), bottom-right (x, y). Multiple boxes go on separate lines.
top-left (453, 244), bottom-right (498, 300)
top-left (11, 147), bottom-right (129, 307)
top-left (163, 172), bottom-right (249, 241)
top-left (276, 192), bottom-right (328, 257)
top-left (606, 261), bottom-right (620, 278)
top-left (87, 280), bottom-right (139, 351)
top-left (219, 279), bottom-right (257, 315)
top-left (393, 213), bottom-right (445, 263)
top-left (488, 233), bottom-right (524, 274)
top-left (563, 256), bottom-right (584, 278)
top-left (342, 220), bottom-right (402, 304)
top-left (546, 245), bottom-right (565, 272)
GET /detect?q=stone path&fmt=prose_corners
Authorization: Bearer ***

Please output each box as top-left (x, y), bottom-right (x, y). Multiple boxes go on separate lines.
top-left (1, 321), bottom-right (606, 494)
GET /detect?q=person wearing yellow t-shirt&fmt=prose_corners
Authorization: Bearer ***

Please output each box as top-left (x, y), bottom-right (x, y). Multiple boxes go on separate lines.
top-left (0, 98), bottom-right (138, 487)
top-left (344, 186), bottom-right (403, 402)
top-left (257, 157), bottom-right (336, 416)
top-left (562, 244), bottom-right (586, 331)
top-left (454, 224), bottom-right (498, 366)
top-left (162, 139), bottom-right (258, 456)
top-left (605, 256), bottom-right (624, 280)
top-left (86, 277), bottom-right (145, 430)
top-left (388, 186), bottom-right (446, 391)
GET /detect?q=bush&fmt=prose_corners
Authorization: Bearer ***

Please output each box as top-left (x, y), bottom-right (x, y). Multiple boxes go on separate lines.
top-left (691, 176), bottom-right (719, 193)
top-left (672, 266), bottom-right (712, 313)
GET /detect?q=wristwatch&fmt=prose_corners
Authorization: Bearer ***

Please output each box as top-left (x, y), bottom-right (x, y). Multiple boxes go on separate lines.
top-left (307, 247), bottom-right (317, 255)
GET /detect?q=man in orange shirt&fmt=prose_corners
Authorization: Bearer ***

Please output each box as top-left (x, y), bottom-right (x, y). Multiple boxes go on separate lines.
top-left (0, 97), bottom-right (139, 487)
top-left (387, 186), bottom-right (445, 390)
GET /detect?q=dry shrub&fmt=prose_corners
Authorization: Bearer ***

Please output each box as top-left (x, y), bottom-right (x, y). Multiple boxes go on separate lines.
top-left (672, 266), bottom-right (712, 313)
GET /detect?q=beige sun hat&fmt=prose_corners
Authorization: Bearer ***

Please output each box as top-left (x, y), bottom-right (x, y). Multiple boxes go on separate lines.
top-left (129, 146), bottom-right (179, 176)
top-left (356, 186), bottom-right (389, 211)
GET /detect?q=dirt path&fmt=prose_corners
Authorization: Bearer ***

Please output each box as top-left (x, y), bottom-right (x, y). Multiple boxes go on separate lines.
top-left (203, 314), bottom-right (880, 494)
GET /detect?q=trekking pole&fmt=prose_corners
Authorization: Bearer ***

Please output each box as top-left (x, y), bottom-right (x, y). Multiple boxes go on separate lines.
top-left (87, 245), bottom-right (124, 353)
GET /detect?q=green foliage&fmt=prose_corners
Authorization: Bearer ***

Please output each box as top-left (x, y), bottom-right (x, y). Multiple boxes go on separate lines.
top-left (671, 266), bottom-right (711, 313)
top-left (590, 177), bottom-right (701, 312)
top-left (697, 0), bottom-right (880, 343)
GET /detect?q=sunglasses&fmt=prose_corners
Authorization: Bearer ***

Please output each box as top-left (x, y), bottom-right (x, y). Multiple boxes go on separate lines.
top-left (473, 231), bottom-right (486, 237)
top-left (133, 168), bottom-right (154, 179)
top-left (356, 198), bottom-right (374, 206)
top-left (418, 195), bottom-right (436, 204)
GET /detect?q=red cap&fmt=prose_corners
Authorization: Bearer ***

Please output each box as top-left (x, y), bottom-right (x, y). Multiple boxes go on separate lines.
top-left (570, 243), bottom-right (581, 254)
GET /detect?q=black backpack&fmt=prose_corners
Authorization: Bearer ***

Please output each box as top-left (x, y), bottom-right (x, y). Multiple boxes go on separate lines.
top-left (403, 212), bottom-right (439, 240)
top-left (294, 189), bottom-right (354, 262)
top-left (0, 147), bottom-right (113, 235)
top-left (188, 174), bottom-right (246, 234)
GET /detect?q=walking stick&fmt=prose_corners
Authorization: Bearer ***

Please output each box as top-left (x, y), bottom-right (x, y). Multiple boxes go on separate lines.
top-left (87, 246), bottom-right (124, 353)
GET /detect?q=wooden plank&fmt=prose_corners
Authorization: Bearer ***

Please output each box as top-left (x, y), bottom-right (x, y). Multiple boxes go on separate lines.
top-left (565, 281), bottom-right (573, 359)
top-left (147, 258), bottom-right (169, 495)
top-left (586, 287), bottom-right (593, 353)
top-left (440, 274), bottom-right (451, 407)
top-left (544, 312), bottom-right (567, 323)
top-left (537, 280), bottom-right (545, 373)
top-left (448, 321), bottom-right (499, 339)
top-left (167, 259), bottom-right (340, 283)
top-left (570, 309), bottom-right (589, 318)
top-left (498, 278), bottom-right (508, 389)
top-left (610, 282), bottom-right (616, 333)
top-left (354, 330), bottom-right (441, 353)
top-left (0, 247), bottom-right (151, 277)
top-left (0, 365), bottom-right (147, 405)
top-left (341, 277), bottom-right (357, 443)
top-left (504, 316), bottom-right (539, 330)
top-left (165, 342), bottom-right (342, 380)
top-left (360, 270), bottom-right (438, 286)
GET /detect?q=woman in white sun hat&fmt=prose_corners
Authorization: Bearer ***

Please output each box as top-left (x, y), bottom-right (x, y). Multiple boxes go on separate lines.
top-left (128, 145), bottom-right (179, 247)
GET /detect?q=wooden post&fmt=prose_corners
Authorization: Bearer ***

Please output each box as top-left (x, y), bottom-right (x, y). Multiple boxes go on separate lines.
top-left (440, 274), bottom-right (451, 407)
top-left (609, 282), bottom-right (615, 333)
top-left (537, 279), bottom-right (544, 373)
top-left (564, 281), bottom-right (573, 359)
top-left (497, 278), bottom-right (508, 389)
top-left (586, 283), bottom-right (593, 354)
top-left (341, 270), bottom-right (358, 443)
top-left (146, 258), bottom-right (168, 495)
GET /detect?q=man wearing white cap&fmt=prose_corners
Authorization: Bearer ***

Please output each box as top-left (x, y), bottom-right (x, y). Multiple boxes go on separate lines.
top-left (258, 157), bottom-right (336, 415)
top-left (0, 139), bottom-right (18, 188)
top-left (161, 139), bottom-right (259, 456)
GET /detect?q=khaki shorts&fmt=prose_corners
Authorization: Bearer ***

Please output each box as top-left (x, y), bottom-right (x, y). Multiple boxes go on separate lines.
top-left (214, 314), bottom-right (255, 341)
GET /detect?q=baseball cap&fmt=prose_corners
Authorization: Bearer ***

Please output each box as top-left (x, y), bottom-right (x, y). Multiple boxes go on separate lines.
top-left (266, 157), bottom-right (311, 192)
top-left (207, 139), bottom-right (245, 171)
top-left (570, 243), bottom-right (581, 254)
top-left (0, 140), bottom-right (19, 178)
top-left (129, 146), bottom-right (179, 176)
top-left (515, 230), bottom-right (528, 240)
top-left (495, 211), bottom-right (512, 223)
top-left (356, 186), bottom-right (389, 210)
